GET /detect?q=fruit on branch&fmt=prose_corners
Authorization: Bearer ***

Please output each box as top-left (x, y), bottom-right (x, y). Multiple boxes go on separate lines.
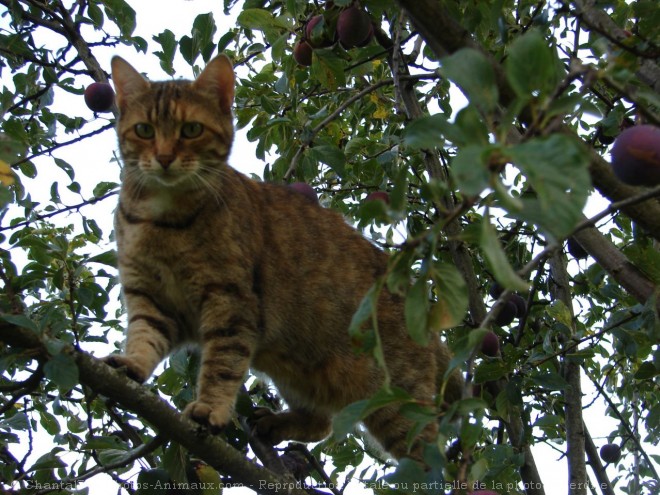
top-left (489, 282), bottom-right (504, 299)
top-left (365, 191), bottom-right (390, 204)
top-left (288, 182), bottom-right (318, 203)
top-left (337, 6), bottom-right (373, 48)
top-left (481, 331), bottom-right (500, 357)
top-left (305, 15), bottom-right (335, 48)
top-left (611, 124), bottom-right (660, 186)
top-left (84, 82), bottom-right (115, 112)
top-left (567, 237), bottom-right (588, 260)
top-left (293, 40), bottom-right (314, 66)
top-left (599, 443), bottom-right (621, 463)
top-left (494, 300), bottom-right (517, 327)
top-left (508, 293), bottom-right (527, 318)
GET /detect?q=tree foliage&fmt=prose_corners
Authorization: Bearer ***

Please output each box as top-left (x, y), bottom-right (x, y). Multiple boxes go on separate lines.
top-left (0, 0), bottom-right (659, 494)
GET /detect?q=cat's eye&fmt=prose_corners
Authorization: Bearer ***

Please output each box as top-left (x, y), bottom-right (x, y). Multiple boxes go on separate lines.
top-left (181, 122), bottom-right (204, 139)
top-left (134, 123), bottom-right (155, 139)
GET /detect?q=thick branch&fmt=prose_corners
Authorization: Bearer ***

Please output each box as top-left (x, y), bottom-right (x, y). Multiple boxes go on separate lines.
top-left (570, 0), bottom-right (660, 93)
top-left (571, 227), bottom-right (658, 310)
top-left (0, 323), bottom-right (313, 495)
top-left (549, 253), bottom-right (588, 495)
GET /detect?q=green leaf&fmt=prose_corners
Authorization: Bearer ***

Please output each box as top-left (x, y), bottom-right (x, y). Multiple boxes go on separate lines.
top-left (307, 144), bottom-right (346, 176)
top-left (92, 180), bottom-right (118, 198)
top-left (101, 0), bottom-right (136, 38)
top-left (547, 300), bottom-right (573, 329)
top-left (405, 277), bottom-right (430, 345)
top-left (217, 31), bottom-right (235, 52)
top-left (311, 49), bottom-right (346, 91)
top-left (0, 412), bottom-right (29, 431)
top-left (453, 105), bottom-right (490, 145)
top-left (237, 8), bottom-right (277, 30)
top-left (28, 451), bottom-right (66, 472)
top-left (529, 370), bottom-right (568, 390)
top-left (0, 313), bottom-right (40, 333)
top-left (480, 219), bottom-right (529, 292)
top-left (153, 29), bottom-right (178, 76)
top-left (504, 134), bottom-right (590, 240)
top-left (44, 353), bottom-right (79, 394)
top-left (451, 144), bottom-right (492, 196)
top-left (332, 387), bottom-right (411, 440)
top-left (87, 249), bottom-right (118, 268)
top-left (87, 2), bottom-right (104, 29)
top-left (99, 449), bottom-right (133, 466)
top-left (180, 13), bottom-right (217, 66)
top-left (474, 359), bottom-right (510, 383)
top-left (136, 468), bottom-right (173, 495)
top-left (430, 263), bottom-right (468, 331)
top-left (403, 114), bottom-right (447, 149)
top-left (440, 48), bottom-right (499, 113)
top-left (39, 410), bottom-right (61, 435)
top-left (162, 442), bottom-right (187, 484)
top-left (505, 28), bottom-right (562, 100)
top-left (635, 362), bottom-right (658, 380)
top-left (332, 399), bottom-right (368, 440)
top-left (0, 131), bottom-right (27, 162)
top-left (348, 283), bottom-right (380, 336)
top-left (623, 245), bottom-right (660, 284)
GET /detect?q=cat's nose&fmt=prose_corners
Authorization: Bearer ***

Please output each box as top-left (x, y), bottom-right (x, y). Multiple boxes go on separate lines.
top-left (156, 155), bottom-right (175, 170)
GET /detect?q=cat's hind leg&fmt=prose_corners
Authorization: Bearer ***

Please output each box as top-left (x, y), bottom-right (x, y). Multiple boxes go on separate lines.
top-left (363, 403), bottom-right (438, 464)
top-left (251, 408), bottom-right (332, 445)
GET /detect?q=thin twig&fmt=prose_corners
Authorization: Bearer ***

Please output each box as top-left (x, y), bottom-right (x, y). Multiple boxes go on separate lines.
top-left (0, 190), bottom-right (118, 233)
top-left (283, 73), bottom-right (438, 180)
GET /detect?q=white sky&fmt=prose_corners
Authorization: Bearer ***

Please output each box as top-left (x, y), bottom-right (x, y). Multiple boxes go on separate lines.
top-left (2, 0), bottom-right (656, 493)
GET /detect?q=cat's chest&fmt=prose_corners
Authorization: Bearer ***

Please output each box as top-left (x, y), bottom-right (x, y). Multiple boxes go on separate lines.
top-left (118, 220), bottom-right (217, 305)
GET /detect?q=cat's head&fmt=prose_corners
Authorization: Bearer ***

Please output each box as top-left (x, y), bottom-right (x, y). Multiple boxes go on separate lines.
top-left (111, 55), bottom-right (235, 190)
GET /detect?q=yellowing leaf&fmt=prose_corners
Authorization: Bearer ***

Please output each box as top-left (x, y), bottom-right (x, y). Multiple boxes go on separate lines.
top-left (0, 159), bottom-right (15, 186)
top-left (373, 106), bottom-right (389, 119)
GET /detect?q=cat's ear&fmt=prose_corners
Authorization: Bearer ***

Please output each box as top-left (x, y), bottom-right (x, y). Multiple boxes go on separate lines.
top-left (193, 54), bottom-right (235, 114)
top-left (111, 56), bottom-right (150, 109)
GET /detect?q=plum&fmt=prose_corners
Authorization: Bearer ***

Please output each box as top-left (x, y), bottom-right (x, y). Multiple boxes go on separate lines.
top-left (494, 300), bottom-right (517, 327)
top-left (481, 331), bottom-right (500, 357)
top-left (365, 191), bottom-right (390, 204)
top-left (611, 125), bottom-right (660, 186)
top-left (599, 443), bottom-right (621, 463)
top-left (84, 82), bottom-right (115, 113)
top-left (336, 6), bottom-right (372, 49)
top-left (567, 237), bottom-right (588, 259)
top-left (288, 182), bottom-right (318, 203)
top-left (293, 40), bottom-right (313, 66)
top-left (305, 15), bottom-right (335, 48)
top-left (508, 293), bottom-right (527, 318)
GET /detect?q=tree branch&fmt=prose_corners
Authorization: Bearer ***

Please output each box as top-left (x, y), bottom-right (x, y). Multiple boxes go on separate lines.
top-left (569, 0), bottom-right (660, 93)
top-left (396, 0), bottom-right (660, 242)
top-left (549, 252), bottom-right (588, 495)
top-left (0, 322), bottom-right (318, 495)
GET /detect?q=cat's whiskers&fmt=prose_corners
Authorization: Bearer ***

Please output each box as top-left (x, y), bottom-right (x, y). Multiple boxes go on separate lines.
top-left (192, 166), bottom-right (228, 209)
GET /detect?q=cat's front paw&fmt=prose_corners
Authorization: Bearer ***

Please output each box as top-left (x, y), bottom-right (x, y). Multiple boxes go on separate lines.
top-left (184, 400), bottom-right (233, 432)
top-left (103, 355), bottom-right (151, 383)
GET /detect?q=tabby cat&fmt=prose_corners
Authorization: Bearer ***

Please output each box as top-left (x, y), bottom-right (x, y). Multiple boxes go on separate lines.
top-left (105, 54), bottom-right (463, 463)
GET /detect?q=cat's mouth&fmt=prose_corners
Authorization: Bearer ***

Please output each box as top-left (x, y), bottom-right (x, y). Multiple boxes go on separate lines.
top-left (144, 167), bottom-right (191, 187)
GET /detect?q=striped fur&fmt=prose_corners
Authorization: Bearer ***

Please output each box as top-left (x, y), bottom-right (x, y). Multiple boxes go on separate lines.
top-left (105, 55), bottom-right (463, 463)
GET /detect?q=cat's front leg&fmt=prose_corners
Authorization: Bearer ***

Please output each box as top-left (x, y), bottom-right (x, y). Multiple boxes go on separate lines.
top-left (184, 286), bottom-right (258, 431)
top-left (105, 288), bottom-right (178, 383)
